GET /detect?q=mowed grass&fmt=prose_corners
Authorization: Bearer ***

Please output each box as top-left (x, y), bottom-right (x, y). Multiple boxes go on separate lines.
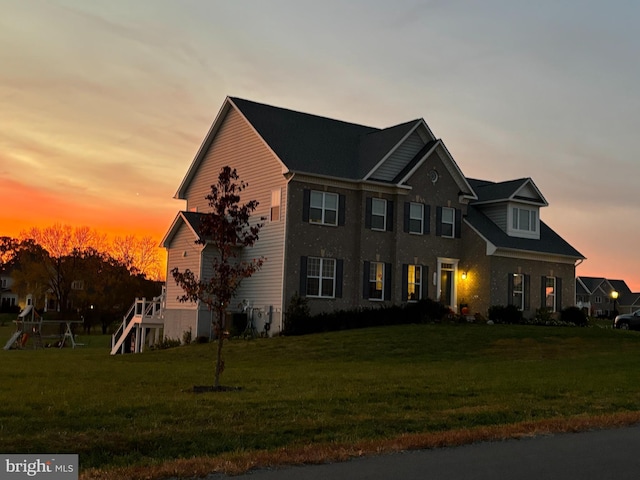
top-left (1, 321), bottom-right (640, 478)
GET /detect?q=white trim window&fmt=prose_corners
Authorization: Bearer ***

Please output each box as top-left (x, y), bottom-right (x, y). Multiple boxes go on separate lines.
top-left (369, 261), bottom-right (385, 300)
top-left (441, 207), bottom-right (455, 238)
top-left (306, 257), bottom-right (336, 298)
top-left (545, 276), bottom-right (556, 312)
top-left (512, 207), bottom-right (538, 233)
top-left (512, 274), bottom-right (525, 310)
top-left (270, 189), bottom-right (281, 221)
top-left (409, 203), bottom-right (424, 234)
top-left (310, 191), bottom-right (338, 225)
top-left (371, 198), bottom-right (387, 231)
top-left (407, 264), bottom-right (422, 301)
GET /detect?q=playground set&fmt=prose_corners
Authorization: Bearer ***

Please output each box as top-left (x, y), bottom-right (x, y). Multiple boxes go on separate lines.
top-left (3, 302), bottom-right (83, 350)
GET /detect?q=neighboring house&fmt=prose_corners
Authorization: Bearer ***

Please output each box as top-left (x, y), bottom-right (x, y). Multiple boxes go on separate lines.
top-left (0, 272), bottom-right (19, 312)
top-left (161, 97), bottom-right (585, 339)
top-left (576, 276), bottom-right (636, 316)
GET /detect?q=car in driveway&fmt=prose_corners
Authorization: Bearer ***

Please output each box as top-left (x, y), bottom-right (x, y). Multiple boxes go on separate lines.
top-left (613, 310), bottom-right (640, 330)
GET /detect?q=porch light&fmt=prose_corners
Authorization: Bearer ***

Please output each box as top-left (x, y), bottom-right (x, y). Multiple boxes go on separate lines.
top-left (461, 271), bottom-right (467, 280)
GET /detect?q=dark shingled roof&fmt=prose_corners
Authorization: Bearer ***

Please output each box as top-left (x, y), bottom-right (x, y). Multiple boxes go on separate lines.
top-left (466, 206), bottom-right (584, 259)
top-left (468, 177), bottom-right (544, 204)
top-left (180, 211), bottom-right (205, 241)
top-left (230, 97), bottom-right (421, 180)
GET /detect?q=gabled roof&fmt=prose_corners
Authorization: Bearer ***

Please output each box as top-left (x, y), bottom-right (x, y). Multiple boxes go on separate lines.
top-left (161, 211), bottom-right (205, 248)
top-left (465, 205), bottom-right (584, 260)
top-left (176, 96), bottom-right (465, 199)
top-left (230, 97), bottom-right (378, 180)
top-left (576, 276), bottom-right (607, 295)
top-left (468, 178), bottom-right (548, 206)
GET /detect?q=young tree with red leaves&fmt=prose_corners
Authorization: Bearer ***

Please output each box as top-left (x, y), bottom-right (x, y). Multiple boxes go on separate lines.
top-left (171, 166), bottom-right (265, 388)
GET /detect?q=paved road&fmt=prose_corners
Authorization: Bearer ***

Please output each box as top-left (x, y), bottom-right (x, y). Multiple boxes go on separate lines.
top-left (205, 425), bottom-right (640, 480)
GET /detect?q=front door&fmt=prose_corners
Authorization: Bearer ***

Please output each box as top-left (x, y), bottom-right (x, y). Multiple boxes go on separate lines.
top-left (437, 259), bottom-right (458, 312)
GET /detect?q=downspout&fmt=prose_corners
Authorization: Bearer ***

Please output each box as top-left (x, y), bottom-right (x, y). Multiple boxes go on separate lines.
top-left (574, 258), bottom-right (584, 307)
top-left (280, 171), bottom-right (296, 334)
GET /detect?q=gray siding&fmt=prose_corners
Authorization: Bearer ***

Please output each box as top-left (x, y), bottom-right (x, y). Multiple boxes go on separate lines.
top-left (480, 204), bottom-right (508, 231)
top-left (370, 130), bottom-right (424, 181)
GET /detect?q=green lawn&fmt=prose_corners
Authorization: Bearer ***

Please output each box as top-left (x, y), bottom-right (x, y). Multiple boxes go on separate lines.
top-left (1, 322), bottom-right (640, 477)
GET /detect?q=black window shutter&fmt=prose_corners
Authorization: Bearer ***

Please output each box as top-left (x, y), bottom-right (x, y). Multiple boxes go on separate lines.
top-left (365, 198), bottom-right (372, 229)
top-left (424, 205), bottom-right (431, 234)
top-left (384, 262), bottom-right (392, 301)
top-left (455, 208), bottom-right (462, 238)
top-left (335, 259), bottom-right (344, 298)
top-left (524, 274), bottom-right (531, 311)
top-left (386, 200), bottom-right (394, 231)
top-left (338, 194), bottom-right (346, 226)
top-left (436, 206), bottom-right (442, 236)
top-left (401, 264), bottom-right (408, 301)
top-left (302, 189), bottom-right (310, 222)
top-left (299, 256), bottom-right (308, 296)
top-left (363, 261), bottom-right (370, 299)
top-left (507, 273), bottom-right (514, 305)
top-left (540, 276), bottom-right (546, 309)
top-left (556, 277), bottom-right (562, 310)
top-left (422, 265), bottom-right (429, 299)
top-left (403, 202), bottom-right (410, 233)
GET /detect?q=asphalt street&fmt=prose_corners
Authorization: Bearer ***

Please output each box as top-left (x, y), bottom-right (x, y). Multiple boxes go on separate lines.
top-left (204, 425), bottom-right (640, 480)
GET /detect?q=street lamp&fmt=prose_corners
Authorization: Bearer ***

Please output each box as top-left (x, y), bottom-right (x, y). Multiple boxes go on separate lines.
top-left (611, 290), bottom-right (619, 318)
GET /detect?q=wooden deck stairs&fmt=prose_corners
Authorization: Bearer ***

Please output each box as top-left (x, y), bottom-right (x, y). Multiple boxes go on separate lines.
top-left (110, 291), bottom-right (165, 355)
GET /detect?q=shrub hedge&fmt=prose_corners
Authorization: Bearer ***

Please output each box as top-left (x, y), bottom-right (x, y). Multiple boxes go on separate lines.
top-left (283, 298), bottom-right (449, 336)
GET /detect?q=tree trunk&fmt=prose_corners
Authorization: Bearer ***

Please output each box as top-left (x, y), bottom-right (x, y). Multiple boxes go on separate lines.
top-left (214, 306), bottom-right (225, 388)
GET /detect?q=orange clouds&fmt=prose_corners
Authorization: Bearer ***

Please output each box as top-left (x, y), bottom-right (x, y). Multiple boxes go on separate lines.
top-left (1, 177), bottom-right (177, 242)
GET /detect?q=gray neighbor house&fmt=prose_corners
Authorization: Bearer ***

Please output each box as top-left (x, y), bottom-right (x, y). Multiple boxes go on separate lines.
top-left (161, 97), bottom-right (585, 339)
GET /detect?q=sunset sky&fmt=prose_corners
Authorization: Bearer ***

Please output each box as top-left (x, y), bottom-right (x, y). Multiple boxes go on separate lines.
top-left (2, 1), bottom-right (640, 289)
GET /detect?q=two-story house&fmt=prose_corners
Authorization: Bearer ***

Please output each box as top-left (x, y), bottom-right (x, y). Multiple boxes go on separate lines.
top-left (161, 97), bottom-right (584, 339)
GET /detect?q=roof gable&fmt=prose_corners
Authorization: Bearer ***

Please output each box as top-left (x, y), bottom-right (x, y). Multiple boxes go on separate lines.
top-left (469, 178), bottom-right (548, 207)
top-left (161, 211), bottom-right (204, 248)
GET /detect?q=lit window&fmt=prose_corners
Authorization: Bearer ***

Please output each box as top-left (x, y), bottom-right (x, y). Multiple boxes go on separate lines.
top-left (369, 262), bottom-right (385, 300)
top-left (306, 257), bottom-right (336, 298)
top-left (309, 191), bottom-right (338, 226)
top-left (407, 265), bottom-right (422, 301)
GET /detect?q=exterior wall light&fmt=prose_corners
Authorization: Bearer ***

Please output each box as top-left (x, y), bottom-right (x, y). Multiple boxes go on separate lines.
top-left (461, 271), bottom-right (467, 280)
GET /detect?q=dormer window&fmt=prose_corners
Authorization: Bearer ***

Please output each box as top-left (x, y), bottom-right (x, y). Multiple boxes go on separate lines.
top-left (512, 207), bottom-right (537, 233)
top-left (506, 205), bottom-right (540, 239)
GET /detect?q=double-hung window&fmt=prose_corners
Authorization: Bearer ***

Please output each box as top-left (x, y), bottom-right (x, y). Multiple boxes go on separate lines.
top-left (306, 257), bottom-right (336, 298)
top-left (409, 203), bottom-right (424, 234)
top-left (371, 198), bottom-right (387, 231)
top-left (368, 261), bottom-right (385, 300)
top-left (545, 276), bottom-right (556, 312)
top-left (309, 191), bottom-right (338, 225)
top-left (441, 207), bottom-right (455, 238)
top-left (407, 265), bottom-right (422, 301)
top-left (512, 274), bottom-right (525, 310)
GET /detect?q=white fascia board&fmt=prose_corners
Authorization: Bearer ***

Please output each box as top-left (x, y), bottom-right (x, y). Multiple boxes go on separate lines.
top-left (160, 212), bottom-right (202, 248)
top-left (175, 98), bottom-right (233, 200)
top-left (434, 141), bottom-right (478, 200)
top-left (516, 178), bottom-right (549, 207)
top-left (175, 97), bottom-right (290, 200)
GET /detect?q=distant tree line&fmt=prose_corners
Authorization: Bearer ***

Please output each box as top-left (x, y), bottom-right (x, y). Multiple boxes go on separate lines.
top-left (0, 224), bottom-right (163, 333)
